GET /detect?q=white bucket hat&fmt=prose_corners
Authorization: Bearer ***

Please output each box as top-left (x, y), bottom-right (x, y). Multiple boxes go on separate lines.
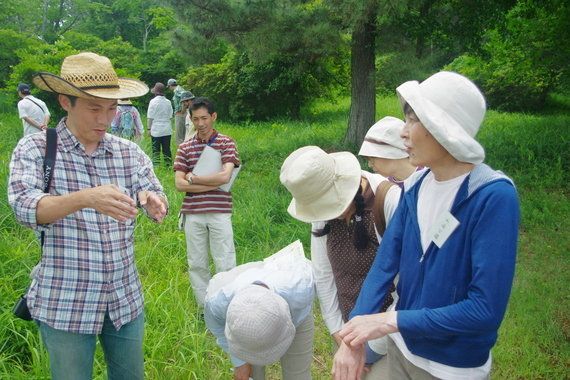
top-left (280, 146), bottom-right (361, 223)
top-left (396, 71), bottom-right (486, 164)
top-left (225, 285), bottom-right (295, 366)
top-left (358, 116), bottom-right (408, 159)
top-left (33, 52), bottom-right (148, 99)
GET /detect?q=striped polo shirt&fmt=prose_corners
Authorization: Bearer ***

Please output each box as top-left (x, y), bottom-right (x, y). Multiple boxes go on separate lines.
top-left (174, 130), bottom-right (240, 214)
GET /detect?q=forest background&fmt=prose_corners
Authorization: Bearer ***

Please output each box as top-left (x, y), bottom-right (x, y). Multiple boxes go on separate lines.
top-left (0, 0), bottom-right (568, 378)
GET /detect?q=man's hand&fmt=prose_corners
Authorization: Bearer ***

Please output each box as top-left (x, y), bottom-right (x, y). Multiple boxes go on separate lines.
top-left (332, 341), bottom-right (365, 380)
top-left (138, 191), bottom-right (168, 222)
top-left (233, 363), bottom-right (253, 380)
top-left (338, 311), bottom-right (398, 348)
top-left (84, 184), bottom-right (138, 222)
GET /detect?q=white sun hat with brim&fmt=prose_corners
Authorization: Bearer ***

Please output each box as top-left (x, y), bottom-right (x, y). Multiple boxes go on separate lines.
top-left (32, 52), bottom-right (148, 100)
top-left (280, 146), bottom-right (361, 223)
top-left (396, 71), bottom-right (486, 164)
top-left (358, 116), bottom-right (408, 159)
top-left (225, 285), bottom-right (295, 366)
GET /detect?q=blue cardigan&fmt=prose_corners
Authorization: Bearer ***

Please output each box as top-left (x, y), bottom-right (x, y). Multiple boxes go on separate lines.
top-left (350, 164), bottom-right (520, 368)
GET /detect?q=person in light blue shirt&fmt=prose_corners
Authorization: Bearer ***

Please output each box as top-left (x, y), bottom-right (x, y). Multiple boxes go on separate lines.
top-left (204, 241), bottom-right (314, 380)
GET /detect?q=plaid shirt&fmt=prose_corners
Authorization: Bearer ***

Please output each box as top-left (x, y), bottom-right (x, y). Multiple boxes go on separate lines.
top-left (8, 120), bottom-right (166, 334)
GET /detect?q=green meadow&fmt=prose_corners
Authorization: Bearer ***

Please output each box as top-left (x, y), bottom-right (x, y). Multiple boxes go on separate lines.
top-left (0, 95), bottom-right (568, 379)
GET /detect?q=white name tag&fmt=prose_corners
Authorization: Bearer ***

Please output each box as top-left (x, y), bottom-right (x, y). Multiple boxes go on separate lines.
top-left (428, 210), bottom-right (460, 248)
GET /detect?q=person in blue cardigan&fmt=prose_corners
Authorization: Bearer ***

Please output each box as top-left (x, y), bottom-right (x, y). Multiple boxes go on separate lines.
top-left (332, 71), bottom-right (520, 380)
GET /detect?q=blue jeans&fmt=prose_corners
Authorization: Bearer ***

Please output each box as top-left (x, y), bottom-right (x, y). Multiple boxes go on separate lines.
top-left (38, 311), bottom-right (144, 380)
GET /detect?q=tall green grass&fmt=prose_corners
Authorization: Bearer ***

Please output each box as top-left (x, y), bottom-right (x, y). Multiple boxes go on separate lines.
top-left (0, 96), bottom-right (568, 378)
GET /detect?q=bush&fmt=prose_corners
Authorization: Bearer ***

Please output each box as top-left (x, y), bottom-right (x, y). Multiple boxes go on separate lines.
top-left (183, 49), bottom-right (339, 121)
top-left (446, 0), bottom-right (569, 112)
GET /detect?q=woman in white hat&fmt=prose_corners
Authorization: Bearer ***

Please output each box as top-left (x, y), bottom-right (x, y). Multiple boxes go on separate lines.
top-left (358, 116), bottom-right (420, 190)
top-left (280, 146), bottom-right (401, 376)
top-left (333, 72), bottom-right (520, 380)
top-left (204, 241), bottom-right (314, 380)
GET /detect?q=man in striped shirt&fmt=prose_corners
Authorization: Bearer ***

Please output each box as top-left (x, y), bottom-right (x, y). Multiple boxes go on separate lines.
top-left (174, 97), bottom-right (240, 310)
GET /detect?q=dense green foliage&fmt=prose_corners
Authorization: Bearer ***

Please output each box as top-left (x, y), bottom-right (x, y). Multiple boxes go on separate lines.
top-left (1, 0), bottom-right (567, 121)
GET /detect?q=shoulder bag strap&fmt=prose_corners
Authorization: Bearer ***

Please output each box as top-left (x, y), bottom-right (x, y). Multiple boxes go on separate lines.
top-left (26, 97), bottom-right (46, 116)
top-left (372, 180), bottom-right (397, 237)
top-left (40, 128), bottom-right (57, 248)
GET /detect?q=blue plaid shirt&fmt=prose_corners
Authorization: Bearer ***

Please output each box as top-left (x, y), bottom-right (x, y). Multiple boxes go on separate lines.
top-left (8, 119), bottom-right (166, 334)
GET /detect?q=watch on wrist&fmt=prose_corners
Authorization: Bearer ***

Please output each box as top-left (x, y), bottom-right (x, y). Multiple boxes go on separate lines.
top-left (187, 176), bottom-right (193, 185)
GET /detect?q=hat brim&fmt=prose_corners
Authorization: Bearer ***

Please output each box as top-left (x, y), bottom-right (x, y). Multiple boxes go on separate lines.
top-left (397, 80), bottom-right (484, 164)
top-left (287, 151), bottom-right (361, 222)
top-left (358, 141), bottom-right (409, 159)
top-left (33, 72), bottom-right (149, 100)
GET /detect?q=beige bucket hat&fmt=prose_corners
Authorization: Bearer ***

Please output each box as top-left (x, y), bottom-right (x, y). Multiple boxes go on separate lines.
top-left (32, 52), bottom-right (148, 99)
top-left (280, 146), bottom-right (361, 223)
top-left (359, 116), bottom-right (408, 159)
top-left (396, 71), bottom-right (486, 164)
top-left (225, 285), bottom-right (295, 366)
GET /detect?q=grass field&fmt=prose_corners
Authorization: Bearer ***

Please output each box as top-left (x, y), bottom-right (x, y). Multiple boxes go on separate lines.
top-left (0, 95), bottom-right (568, 379)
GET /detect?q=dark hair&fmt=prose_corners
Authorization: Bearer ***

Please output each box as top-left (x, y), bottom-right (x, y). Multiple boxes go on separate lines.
top-left (403, 102), bottom-right (419, 121)
top-left (352, 185), bottom-right (369, 249)
top-left (190, 97), bottom-right (215, 116)
top-left (311, 185), bottom-right (370, 250)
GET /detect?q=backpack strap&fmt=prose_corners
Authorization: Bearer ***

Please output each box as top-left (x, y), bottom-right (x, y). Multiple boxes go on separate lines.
top-left (372, 180), bottom-right (397, 236)
top-left (40, 128), bottom-right (57, 247)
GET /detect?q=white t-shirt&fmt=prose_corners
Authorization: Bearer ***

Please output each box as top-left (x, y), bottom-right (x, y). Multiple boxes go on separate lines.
top-left (392, 170), bottom-right (491, 379)
top-left (18, 95), bottom-right (50, 136)
top-left (417, 171), bottom-right (469, 252)
top-left (147, 95), bottom-right (173, 137)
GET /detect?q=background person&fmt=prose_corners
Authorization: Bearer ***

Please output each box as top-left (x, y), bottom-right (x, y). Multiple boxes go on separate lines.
top-left (167, 78), bottom-right (187, 146)
top-left (109, 98), bottom-right (144, 141)
top-left (280, 146), bottom-right (401, 377)
top-left (8, 52), bottom-right (168, 380)
top-left (205, 241), bottom-right (314, 380)
top-left (359, 116), bottom-right (419, 189)
top-left (17, 82), bottom-right (50, 137)
top-left (332, 71), bottom-right (520, 380)
top-left (173, 97), bottom-right (240, 310)
top-left (179, 90), bottom-right (196, 141)
top-left (147, 82), bottom-right (173, 166)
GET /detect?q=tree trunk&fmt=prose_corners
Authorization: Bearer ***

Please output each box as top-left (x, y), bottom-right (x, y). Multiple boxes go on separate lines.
top-left (345, 6), bottom-right (377, 147)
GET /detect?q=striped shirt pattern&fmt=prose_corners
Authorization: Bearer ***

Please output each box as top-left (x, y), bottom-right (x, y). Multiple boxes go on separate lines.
top-left (174, 130), bottom-right (240, 214)
top-left (8, 120), bottom-right (166, 334)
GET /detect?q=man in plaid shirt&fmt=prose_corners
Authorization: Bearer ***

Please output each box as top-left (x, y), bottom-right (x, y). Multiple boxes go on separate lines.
top-left (8, 52), bottom-right (168, 380)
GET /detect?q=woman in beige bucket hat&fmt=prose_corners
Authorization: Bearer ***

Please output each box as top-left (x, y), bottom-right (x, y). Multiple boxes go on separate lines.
top-left (333, 72), bottom-right (520, 380)
top-left (280, 146), bottom-right (401, 376)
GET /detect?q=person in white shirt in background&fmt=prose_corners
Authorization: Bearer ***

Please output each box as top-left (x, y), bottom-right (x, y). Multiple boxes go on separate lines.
top-left (204, 241), bottom-right (314, 380)
top-left (147, 82), bottom-right (173, 166)
top-left (17, 82), bottom-right (50, 137)
top-left (359, 116), bottom-right (420, 190)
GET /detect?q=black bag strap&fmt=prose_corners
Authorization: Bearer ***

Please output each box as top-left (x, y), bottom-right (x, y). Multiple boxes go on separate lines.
top-left (40, 128), bottom-right (57, 247)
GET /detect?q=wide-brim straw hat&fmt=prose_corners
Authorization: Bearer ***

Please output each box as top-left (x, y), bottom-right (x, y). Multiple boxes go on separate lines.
top-left (396, 71), bottom-right (486, 164)
top-left (359, 116), bottom-right (409, 159)
top-left (280, 146), bottom-right (362, 223)
top-left (32, 52), bottom-right (148, 99)
top-left (225, 285), bottom-right (295, 366)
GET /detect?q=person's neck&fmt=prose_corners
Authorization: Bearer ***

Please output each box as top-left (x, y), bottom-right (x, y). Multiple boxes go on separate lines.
top-left (392, 161), bottom-right (417, 182)
top-left (198, 129), bottom-right (214, 141)
top-left (430, 158), bottom-right (474, 181)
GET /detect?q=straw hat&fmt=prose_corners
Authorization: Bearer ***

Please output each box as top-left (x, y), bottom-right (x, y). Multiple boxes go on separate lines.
top-left (32, 52), bottom-right (148, 99)
top-left (225, 285), bottom-right (295, 366)
top-left (396, 71), bottom-right (486, 164)
top-left (280, 146), bottom-right (361, 223)
top-left (359, 116), bottom-right (408, 159)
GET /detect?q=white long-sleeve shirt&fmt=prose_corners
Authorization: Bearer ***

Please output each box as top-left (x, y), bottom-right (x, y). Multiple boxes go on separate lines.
top-left (204, 240), bottom-right (314, 367)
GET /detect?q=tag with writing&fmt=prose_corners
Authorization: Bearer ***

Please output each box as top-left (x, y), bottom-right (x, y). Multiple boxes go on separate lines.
top-left (428, 210), bottom-right (460, 248)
